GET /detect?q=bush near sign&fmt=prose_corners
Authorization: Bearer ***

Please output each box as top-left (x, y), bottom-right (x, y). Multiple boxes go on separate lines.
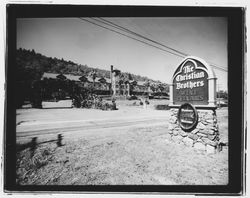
top-left (177, 103), bottom-right (198, 132)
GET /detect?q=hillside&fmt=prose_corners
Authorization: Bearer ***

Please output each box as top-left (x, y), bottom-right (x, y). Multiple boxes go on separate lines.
top-left (16, 48), bottom-right (164, 84)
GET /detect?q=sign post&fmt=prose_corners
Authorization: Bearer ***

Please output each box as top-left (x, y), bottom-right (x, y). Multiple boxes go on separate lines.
top-left (168, 56), bottom-right (219, 154)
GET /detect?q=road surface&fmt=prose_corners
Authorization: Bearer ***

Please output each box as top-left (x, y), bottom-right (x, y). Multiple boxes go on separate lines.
top-left (16, 105), bottom-right (171, 142)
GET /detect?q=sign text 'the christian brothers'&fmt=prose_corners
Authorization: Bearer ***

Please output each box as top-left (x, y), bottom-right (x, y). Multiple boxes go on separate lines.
top-left (173, 60), bottom-right (208, 105)
top-left (175, 65), bottom-right (205, 90)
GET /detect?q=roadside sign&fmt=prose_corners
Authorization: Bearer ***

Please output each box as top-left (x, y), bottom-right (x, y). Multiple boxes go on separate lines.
top-left (169, 56), bottom-right (217, 109)
top-left (173, 59), bottom-right (208, 105)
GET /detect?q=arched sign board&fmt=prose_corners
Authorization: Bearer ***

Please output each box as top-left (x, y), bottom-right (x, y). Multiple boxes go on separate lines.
top-left (169, 56), bottom-right (217, 109)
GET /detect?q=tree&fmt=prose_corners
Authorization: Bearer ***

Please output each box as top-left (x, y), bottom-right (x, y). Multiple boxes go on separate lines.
top-left (150, 84), bottom-right (157, 93)
top-left (217, 90), bottom-right (228, 99)
top-left (30, 80), bottom-right (43, 108)
top-left (31, 49), bottom-right (36, 54)
top-left (89, 70), bottom-right (97, 88)
top-left (118, 76), bottom-right (124, 95)
top-left (124, 80), bottom-right (130, 96)
top-left (143, 80), bottom-right (151, 94)
top-left (128, 73), bottom-right (133, 81)
top-left (158, 83), bottom-right (165, 93)
top-left (130, 80), bottom-right (137, 95)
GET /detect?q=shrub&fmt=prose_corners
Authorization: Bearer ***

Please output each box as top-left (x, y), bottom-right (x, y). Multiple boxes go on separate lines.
top-left (155, 104), bottom-right (170, 110)
top-left (72, 93), bottom-right (117, 110)
top-left (128, 95), bottom-right (138, 100)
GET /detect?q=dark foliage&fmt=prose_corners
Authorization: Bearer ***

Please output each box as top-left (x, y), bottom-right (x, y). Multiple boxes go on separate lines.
top-left (127, 95), bottom-right (138, 100)
top-left (216, 90), bottom-right (228, 99)
top-left (155, 104), bottom-right (170, 110)
top-left (72, 92), bottom-right (117, 111)
top-left (16, 48), bottom-right (161, 83)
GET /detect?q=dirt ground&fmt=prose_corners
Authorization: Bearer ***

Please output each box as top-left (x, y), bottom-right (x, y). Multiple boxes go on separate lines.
top-left (16, 100), bottom-right (228, 185)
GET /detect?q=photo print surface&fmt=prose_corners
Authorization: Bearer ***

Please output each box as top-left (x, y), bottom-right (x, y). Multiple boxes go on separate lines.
top-left (5, 5), bottom-right (244, 195)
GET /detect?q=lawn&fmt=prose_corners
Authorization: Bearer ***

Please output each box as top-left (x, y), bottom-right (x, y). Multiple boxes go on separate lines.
top-left (16, 99), bottom-right (228, 185)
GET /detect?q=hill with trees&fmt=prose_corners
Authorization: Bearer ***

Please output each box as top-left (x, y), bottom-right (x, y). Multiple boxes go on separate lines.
top-left (16, 48), bottom-right (165, 85)
top-left (15, 48), bottom-right (169, 108)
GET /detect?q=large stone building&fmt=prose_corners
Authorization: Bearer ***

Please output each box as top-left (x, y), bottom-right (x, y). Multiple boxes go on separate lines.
top-left (110, 65), bottom-right (152, 97)
top-left (41, 69), bottom-right (154, 97)
top-left (42, 72), bottom-right (110, 91)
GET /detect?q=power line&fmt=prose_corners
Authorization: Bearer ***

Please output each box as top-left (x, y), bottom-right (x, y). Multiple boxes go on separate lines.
top-left (209, 62), bottom-right (228, 72)
top-left (79, 17), bottom-right (227, 72)
top-left (97, 18), bottom-right (228, 72)
top-left (78, 18), bottom-right (185, 58)
top-left (97, 17), bottom-right (188, 57)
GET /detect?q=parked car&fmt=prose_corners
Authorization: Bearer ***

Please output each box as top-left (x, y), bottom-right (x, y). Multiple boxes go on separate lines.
top-left (217, 98), bottom-right (228, 107)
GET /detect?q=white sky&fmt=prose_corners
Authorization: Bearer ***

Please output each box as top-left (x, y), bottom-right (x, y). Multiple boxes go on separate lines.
top-left (17, 17), bottom-right (228, 91)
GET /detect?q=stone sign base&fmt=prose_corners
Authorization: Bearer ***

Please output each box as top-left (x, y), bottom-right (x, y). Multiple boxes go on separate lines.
top-left (168, 109), bottom-right (220, 154)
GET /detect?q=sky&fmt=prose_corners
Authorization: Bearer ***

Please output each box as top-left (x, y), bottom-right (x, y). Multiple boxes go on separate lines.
top-left (17, 17), bottom-right (228, 91)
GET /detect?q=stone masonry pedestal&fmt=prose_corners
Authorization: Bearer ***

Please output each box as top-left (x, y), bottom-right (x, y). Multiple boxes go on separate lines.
top-left (168, 109), bottom-right (220, 154)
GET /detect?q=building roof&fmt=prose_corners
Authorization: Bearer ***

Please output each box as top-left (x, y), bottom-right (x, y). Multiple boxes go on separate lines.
top-left (41, 72), bottom-right (153, 87)
top-left (42, 72), bottom-right (111, 83)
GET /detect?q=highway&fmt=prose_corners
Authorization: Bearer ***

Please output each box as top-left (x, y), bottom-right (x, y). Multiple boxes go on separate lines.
top-left (16, 106), bottom-right (171, 142)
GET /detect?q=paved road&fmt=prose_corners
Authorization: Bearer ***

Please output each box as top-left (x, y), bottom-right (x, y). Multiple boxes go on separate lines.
top-left (17, 117), bottom-right (169, 137)
top-left (16, 107), bottom-right (171, 142)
